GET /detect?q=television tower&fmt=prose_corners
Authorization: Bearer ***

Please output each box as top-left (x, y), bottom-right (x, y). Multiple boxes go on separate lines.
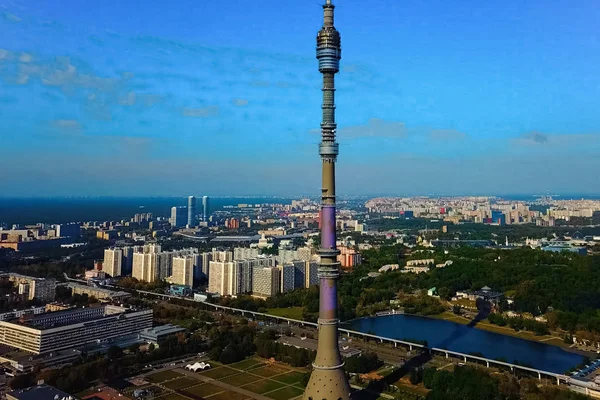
top-left (303, 1), bottom-right (351, 399)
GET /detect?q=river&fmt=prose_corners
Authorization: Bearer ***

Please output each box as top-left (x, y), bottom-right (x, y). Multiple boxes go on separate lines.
top-left (347, 314), bottom-right (585, 374)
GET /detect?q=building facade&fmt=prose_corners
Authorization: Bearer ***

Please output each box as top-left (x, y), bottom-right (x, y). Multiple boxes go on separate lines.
top-left (0, 305), bottom-right (152, 355)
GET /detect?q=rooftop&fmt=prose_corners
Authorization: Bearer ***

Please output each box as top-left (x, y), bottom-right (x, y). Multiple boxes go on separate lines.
top-left (7, 384), bottom-right (75, 400)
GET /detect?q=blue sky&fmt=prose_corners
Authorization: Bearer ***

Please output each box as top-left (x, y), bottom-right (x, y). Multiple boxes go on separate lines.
top-left (1, 0), bottom-right (599, 196)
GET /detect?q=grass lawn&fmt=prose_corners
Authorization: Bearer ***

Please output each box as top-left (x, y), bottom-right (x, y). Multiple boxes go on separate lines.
top-left (273, 371), bottom-right (304, 385)
top-left (266, 386), bottom-right (304, 400)
top-left (221, 372), bottom-right (263, 386)
top-left (266, 307), bottom-right (304, 320)
top-left (249, 365), bottom-right (290, 378)
top-left (207, 391), bottom-right (249, 400)
top-left (181, 383), bottom-right (224, 398)
top-left (146, 370), bottom-right (183, 383)
top-left (199, 366), bottom-right (239, 379)
top-left (241, 379), bottom-right (286, 394)
top-left (230, 357), bottom-right (265, 371)
top-left (161, 377), bottom-right (197, 390)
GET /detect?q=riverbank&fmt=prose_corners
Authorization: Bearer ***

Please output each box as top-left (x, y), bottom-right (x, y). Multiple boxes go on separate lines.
top-left (349, 313), bottom-right (584, 373)
top-left (430, 311), bottom-right (594, 357)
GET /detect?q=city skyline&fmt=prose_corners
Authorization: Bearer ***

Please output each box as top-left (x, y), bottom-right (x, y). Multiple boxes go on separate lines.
top-left (1, 0), bottom-right (599, 196)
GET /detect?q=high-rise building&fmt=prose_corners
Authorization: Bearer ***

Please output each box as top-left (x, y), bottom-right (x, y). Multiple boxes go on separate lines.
top-left (132, 252), bottom-right (155, 282)
top-left (103, 248), bottom-right (123, 277)
top-left (171, 256), bottom-right (194, 287)
top-left (202, 196), bottom-right (210, 222)
top-left (207, 261), bottom-right (234, 296)
top-left (305, 260), bottom-right (319, 287)
top-left (281, 263), bottom-right (295, 293)
top-left (169, 206), bottom-right (187, 228)
top-left (234, 247), bottom-right (260, 260)
top-left (304, 0), bottom-right (351, 398)
top-left (233, 260), bottom-right (254, 295)
top-left (292, 260), bottom-right (307, 289)
top-left (122, 246), bottom-right (134, 275)
top-left (212, 249), bottom-right (233, 262)
top-left (252, 267), bottom-right (281, 298)
top-left (197, 252), bottom-right (212, 280)
top-left (187, 196), bottom-right (196, 227)
top-left (8, 274), bottom-right (55, 302)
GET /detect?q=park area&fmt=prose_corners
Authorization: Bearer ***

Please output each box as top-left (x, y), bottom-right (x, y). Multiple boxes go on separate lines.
top-left (128, 356), bottom-right (308, 400)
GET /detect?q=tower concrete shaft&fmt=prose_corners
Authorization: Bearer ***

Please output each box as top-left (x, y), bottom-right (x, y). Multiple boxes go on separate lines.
top-left (303, 1), bottom-right (351, 399)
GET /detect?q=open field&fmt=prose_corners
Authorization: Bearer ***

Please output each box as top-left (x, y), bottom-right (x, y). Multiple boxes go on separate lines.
top-left (221, 371), bottom-right (263, 386)
top-left (230, 358), bottom-right (266, 370)
top-left (146, 370), bottom-right (183, 383)
top-left (200, 366), bottom-right (239, 379)
top-left (155, 393), bottom-right (190, 400)
top-left (128, 356), bottom-right (307, 400)
top-left (248, 364), bottom-right (291, 378)
top-left (267, 307), bottom-right (304, 320)
top-left (208, 391), bottom-right (249, 400)
top-left (272, 371), bottom-right (304, 385)
top-left (240, 378), bottom-right (286, 394)
top-left (180, 382), bottom-right (224, 398)
top-left (266, 385), bottom-right (304, 400)
top-left (161, 377), bottom-right (196, 390)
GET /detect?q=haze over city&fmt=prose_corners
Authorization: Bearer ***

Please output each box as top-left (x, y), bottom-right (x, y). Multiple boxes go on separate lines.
top-left (1, 0), bottom-right (599, 196)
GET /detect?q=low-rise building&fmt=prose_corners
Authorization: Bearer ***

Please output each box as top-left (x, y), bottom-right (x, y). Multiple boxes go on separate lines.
top-left (7, 384), bottom-right (76, 400)
top-left (139, 324), bottom-right (185, 344)
top-left (68, 283), bottom-right (131, 301)
top-left (0, 305), bottom-right (152, 355)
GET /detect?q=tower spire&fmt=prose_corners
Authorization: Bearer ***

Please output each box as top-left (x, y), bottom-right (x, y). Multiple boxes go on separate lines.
top-left (303, 0), bottom-right (351, 399)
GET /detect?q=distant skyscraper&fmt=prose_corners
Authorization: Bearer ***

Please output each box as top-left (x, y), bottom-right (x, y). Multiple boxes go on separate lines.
top-left (202, 196), bottom-right (209, 222)
top-left (169, 206), bottom-right (187, 228)
top-left (304, 0), bottom-right (351, 398)
top-left (187, 196), bottom-right (196, 227)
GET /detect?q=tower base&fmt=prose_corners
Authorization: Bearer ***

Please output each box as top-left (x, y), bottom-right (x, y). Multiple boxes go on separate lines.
top-left (303, 365), bottom-right (351, 400)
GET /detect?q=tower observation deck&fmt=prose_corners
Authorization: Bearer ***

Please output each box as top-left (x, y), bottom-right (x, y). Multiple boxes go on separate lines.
top-left (303, 1), bottom-right (351, 399)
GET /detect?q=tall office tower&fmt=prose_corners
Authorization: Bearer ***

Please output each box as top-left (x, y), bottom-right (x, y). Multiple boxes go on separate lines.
top-left (171, 256), bottom-right (194, 287)
top-left (304, 1), bottom-right (351, 398)
top-left (103, 248), bottom-right (123, 277)
top-left (187, 196), bottom-right (196, 227)
top-left (202, 196), bottom-right (210, 222)
top-left (169, 206), bottom-right (187, 228)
